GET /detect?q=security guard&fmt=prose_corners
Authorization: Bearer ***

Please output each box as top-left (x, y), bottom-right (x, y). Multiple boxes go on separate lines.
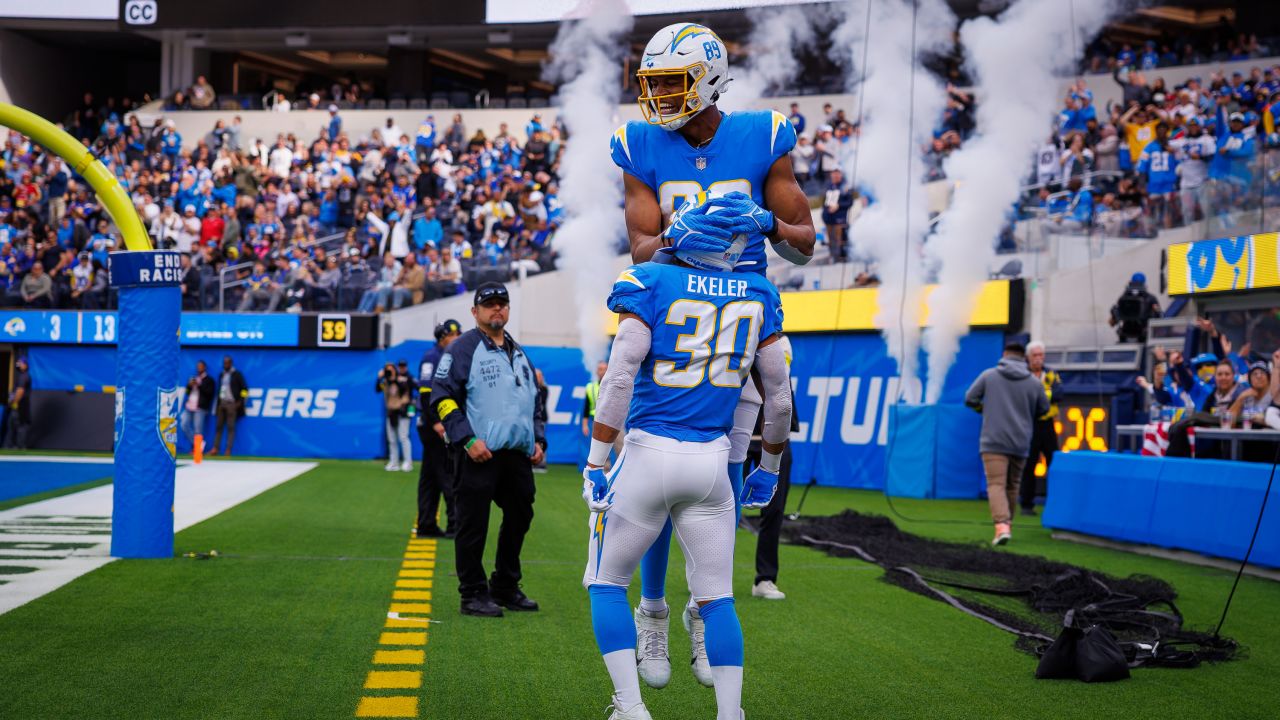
top-left (431, 282), bottom-right (546, 617)
top-left (581, 361), bottom-right (606, 438)
top-left (415, 319), bottom-right (463, 538)
top-left (1019, 341), bottom-right (1062, 515)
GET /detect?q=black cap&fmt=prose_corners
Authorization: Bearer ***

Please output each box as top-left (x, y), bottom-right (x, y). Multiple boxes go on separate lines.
top-left (397, 359), bottom-right (409, 367)
top-left (473, 282), bottom-right (509, 307)
top-left (434, 319), bottom-right (462, 340)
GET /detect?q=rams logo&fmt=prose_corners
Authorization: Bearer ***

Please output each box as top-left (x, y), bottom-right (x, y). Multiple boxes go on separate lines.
top-left (157, 387), bottom-right (181, 461)
top-left (3, 317), bottom-right (26, 336)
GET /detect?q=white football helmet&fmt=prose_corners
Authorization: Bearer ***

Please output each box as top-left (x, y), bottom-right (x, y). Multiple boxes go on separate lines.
top-left (637, 23), bottom-right (731, 131)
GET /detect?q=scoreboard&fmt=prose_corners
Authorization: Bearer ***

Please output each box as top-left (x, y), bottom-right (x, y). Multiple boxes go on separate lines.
top-left (0, 310), bottom-right (378, 350)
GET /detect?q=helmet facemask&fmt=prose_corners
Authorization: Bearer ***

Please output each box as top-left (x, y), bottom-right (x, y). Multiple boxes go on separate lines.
top-left (637, 65), bottom-right (707, 131)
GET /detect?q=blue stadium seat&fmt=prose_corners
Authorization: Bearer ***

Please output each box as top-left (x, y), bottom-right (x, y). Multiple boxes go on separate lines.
top-left (508, 97), bottom-right (527, 109)
top-left (488, 97), bottom-right (507, 109)
top-left (529, 97), bottom-right (548, 109)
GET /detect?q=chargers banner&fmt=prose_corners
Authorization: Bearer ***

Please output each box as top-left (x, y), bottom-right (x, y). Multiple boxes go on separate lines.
top-left (784, 331), bottom-right (1002, 489)
top-left (1166, 232), bottom-right (1280, 296)
top-left (27, 331), bottom-right (1000, 480)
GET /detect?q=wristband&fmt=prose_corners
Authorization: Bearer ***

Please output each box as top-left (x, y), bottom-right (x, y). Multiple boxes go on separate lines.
top-left (587, 438), bottom-right (615, 468)
top-left (465, 437), bottom-right (477, 450)
top-left (760, 448), bottom-right (783, 473)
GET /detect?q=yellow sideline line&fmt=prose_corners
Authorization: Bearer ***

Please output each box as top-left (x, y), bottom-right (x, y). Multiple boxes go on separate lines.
top-left (355, 536), bottom-right (439, 718)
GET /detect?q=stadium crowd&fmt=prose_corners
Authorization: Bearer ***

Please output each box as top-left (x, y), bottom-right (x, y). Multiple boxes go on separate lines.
top-left (1, 99), bottom-right (566, 312)
top-left (1025, 63), bottom-right (1280, 242)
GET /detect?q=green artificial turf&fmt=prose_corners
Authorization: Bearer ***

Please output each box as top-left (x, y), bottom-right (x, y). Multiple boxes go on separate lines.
top-left (0, 461), bottom-right (1277, 719)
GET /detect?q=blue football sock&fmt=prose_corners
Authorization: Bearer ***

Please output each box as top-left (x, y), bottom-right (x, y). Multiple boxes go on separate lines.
top-left (639, 518), bottom-right (673, 601)
top-left (588, 584), bottom-right (636, 655)
top-left (699, 597), bottom-right (744, 667)
top-left (728, 461), bottom-right (744, 524)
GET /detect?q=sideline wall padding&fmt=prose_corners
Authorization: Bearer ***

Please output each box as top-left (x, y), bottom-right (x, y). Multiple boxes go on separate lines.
top-left (1043, 452), bottom-right (1280, 568)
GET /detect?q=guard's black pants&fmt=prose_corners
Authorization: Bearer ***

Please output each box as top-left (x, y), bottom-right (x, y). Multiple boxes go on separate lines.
top-left (454, 449), bottom-right (536, 599)
top-left (746, 440), bottom-right (793, 585)
top-left (416, 421), bottom-right (457, 534)
top-left (1020, 418), bottom-right (1058, 509)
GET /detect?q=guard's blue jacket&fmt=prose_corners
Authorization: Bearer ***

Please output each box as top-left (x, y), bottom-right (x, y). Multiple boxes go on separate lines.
top-left (430, 328), bottom-right (545, 453)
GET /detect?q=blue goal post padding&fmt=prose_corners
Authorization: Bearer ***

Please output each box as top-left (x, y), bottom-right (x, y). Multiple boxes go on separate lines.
top-left (1043, 452), bottom-right (1280, 568)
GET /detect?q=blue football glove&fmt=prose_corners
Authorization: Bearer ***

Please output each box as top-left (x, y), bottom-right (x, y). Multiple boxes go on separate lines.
top-left (740, 465), bottom-right (779, 509)
top-left (704, 191), bottom-right (776, 236)
top-left (582, 466), bottom-right (612, 513)
top-left (663, 200), bottom-right (736, 254)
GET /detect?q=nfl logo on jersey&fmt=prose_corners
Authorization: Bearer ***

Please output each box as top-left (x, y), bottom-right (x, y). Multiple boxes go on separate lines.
top-left (695, 156), bottom-right (707, 171)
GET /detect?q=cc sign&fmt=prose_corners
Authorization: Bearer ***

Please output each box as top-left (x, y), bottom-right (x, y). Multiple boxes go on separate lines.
top-left (124, 0), bottom-right (157, 25)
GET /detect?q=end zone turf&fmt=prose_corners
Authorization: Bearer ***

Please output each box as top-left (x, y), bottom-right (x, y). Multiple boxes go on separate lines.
top-left (0, 461), bottom-right (1276, 719)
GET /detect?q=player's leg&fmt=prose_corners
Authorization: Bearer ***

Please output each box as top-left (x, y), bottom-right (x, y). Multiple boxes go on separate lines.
top-left (669, 438), bottom-right (743, 719)
top-left (635, 518), bottom-right (673, 689)
top-left (671, 381), bottom-right (759, 684)
top-left (583, 434), bottom-right (669, 717)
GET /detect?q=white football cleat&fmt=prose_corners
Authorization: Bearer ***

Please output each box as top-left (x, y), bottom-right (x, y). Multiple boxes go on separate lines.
top-left (384, 461), bottom-right (398, 471)
top-left (752, 580), bottom-right (786, 600)
top-left (606, 695), bottom-right (653, 720)
top-left (634, 606), bottom-right (672, 689)
top-left (682, 605), bottom-right (713, 687)
top-left (400, 460), bottom-right (413, 472)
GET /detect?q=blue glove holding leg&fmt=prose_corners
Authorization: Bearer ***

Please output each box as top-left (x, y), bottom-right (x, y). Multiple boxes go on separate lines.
top-left (663, 198), bottom-right (736, 254)
top-left (582, 466), bottom-right (613, 512)
top-left (704, 191), bottom-right (776, 236)
top-left (740, 465), bottom-right (779, 509)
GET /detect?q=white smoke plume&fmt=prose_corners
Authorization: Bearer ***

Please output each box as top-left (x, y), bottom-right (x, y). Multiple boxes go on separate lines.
top-left (834, 0), bottom-right (954, 403)
top-left (543, 0), bottom-right (634, 372)
top-left (717, 3), bottom-right (817, 114)
top-left (922, 0), bottom-right (1114, 403)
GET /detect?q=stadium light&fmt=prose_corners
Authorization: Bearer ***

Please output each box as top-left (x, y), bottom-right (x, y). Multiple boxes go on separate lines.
top-left (388, 32), bottom-right (413, 46)
top-left (285, 33), bottom-right (311, 48)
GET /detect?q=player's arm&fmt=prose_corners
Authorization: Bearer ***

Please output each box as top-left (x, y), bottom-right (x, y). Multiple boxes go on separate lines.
top-left (753, 334), bottom-right (793, 457)
top-left (762, 155), bottom-right (816, 265)
top-left (623, 174), bottom-right (666, 263)
top-left (587, 313), bottom-right (651, 465)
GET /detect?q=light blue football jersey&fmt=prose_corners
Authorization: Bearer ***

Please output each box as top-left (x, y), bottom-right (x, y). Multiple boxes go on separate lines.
top-left (610, 110), bottom-right (797, 274)
top-left (608, 261), bottom-right (783, 442)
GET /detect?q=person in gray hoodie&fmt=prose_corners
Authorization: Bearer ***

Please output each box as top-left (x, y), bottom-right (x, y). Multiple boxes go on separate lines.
top-left (964, 342), bottom-right (1049, 546)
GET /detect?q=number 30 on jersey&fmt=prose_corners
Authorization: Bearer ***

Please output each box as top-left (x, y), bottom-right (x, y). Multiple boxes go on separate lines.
top-left (655, 299), bottom-right (763, 388)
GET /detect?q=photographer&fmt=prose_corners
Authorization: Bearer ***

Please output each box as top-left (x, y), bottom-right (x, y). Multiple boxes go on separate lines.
top-left (377, 360), bottom-right (414, 472)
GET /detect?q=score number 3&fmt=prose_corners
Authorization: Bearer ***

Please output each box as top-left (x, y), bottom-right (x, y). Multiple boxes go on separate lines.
top-left (656, 300), bottom-right (763, 388)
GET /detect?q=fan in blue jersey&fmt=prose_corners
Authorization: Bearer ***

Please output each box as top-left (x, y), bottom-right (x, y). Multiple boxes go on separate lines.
top-left (1136, 121), bottom-right (1179, 229)
top-left (609, 21), bottom-right (815, 694)
top-left (581, 236), bottom-right (792, 720)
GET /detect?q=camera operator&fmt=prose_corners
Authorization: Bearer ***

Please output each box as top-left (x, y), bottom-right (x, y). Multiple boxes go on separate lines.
top-left (377, 360), bottom-right (414, 472)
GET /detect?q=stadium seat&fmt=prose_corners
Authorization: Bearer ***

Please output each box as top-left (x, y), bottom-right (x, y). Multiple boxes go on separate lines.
top-left (431, 98), bottom-right (449, 109)
top-left (508, 97), bottom-right (527, 109)
top-left (366, 98), bottom-right (386, 110)
top-left (529, 97), bottom-right (548, 108)
top-left (488, 97), bottom-right (507, 109)
top-left (388, 98), bottom-right (407, 110)
top-left (409, 98), bottom-right (427, 109)
top-left (449, 91), bottom-right (470, 108)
